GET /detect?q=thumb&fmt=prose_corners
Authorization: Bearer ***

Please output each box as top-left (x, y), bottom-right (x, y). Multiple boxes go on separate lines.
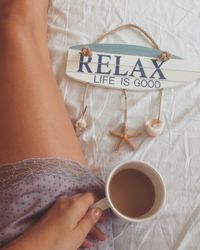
top-left (75, 208), bottom-right (103, 242)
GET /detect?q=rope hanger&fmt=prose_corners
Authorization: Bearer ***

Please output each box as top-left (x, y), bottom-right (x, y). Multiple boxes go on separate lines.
top-left (82, 23), bottom-right (171, 62)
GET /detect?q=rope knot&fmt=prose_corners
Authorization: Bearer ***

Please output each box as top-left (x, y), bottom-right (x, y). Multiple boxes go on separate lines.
top-left (159, 51), bottom-right (171, 62)
top-left (80, 47), bottom-right (93, 57)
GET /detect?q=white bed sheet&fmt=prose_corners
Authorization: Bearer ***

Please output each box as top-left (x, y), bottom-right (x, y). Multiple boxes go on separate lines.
top-left (48, 0), bottom-right (200, 249)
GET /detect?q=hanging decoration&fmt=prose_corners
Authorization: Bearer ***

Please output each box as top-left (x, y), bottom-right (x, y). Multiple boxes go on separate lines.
top-left (66, 24), bottom-right (200, 150)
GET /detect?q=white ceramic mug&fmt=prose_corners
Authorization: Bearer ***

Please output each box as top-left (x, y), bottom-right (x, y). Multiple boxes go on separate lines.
top-left (93, 160), bottom-right (166, 222)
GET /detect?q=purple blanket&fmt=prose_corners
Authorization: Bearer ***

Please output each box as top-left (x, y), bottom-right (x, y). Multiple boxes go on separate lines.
top-left (0, 158), bottom-right (114, 250)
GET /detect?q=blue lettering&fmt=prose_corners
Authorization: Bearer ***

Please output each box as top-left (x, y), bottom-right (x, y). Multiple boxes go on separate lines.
top-left (129, 59), bottom-right (147, 78)
top-left (95, 54), bottom-right (111, 75)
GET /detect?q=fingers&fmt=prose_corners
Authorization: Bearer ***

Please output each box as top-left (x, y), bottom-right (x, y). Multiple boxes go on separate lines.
top-left (70, 192), bottom-right (96, 221)
top-left (80, 226), bottom-right (107, 249)
top-left (74, 208), bottom-right (103, 243)
top-left (90, 226), bottom-right (107, 241)
top-left (71, 192), bottom-right (96, 210)
top-left (58, 192), bottom-right (96, 227)
top-left (81, 239), bottom-right (93, 249)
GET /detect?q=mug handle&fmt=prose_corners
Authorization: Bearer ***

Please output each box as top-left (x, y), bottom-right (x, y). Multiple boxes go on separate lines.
top-left (92, 197), bottom-right (110, 211)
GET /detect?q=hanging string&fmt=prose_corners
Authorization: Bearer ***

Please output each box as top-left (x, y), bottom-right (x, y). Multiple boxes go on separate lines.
top-left (95, 23), bottom-right (160, 49)
top-left (74, 83), bottom-right (90, 133)
top-left (157, 88), bottom-right (164, 123)
top-left (123, 89), bottom-right (128, 132)
top-left (82, 83), bottom-right (90, 114)
top-left (124, 89), bottom-right (128, 124)
top-left (145, 87), bottom-right (165, 136)
top-left (94, 23), bottom-right (171, 62)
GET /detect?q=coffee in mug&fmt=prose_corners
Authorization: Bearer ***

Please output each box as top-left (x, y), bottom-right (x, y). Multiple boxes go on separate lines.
top-left (109, 168), bottom-right (155, 218)
top-left (93, 160), bottom-right (165, 222)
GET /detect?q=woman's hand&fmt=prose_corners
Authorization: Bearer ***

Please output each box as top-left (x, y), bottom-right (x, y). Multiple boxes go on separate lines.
top-left (3, 193), bottom-right (106, 250)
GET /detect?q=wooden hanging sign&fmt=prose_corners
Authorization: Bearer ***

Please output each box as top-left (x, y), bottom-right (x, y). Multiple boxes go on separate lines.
top-left (66, 43), bottom-right (200, 91)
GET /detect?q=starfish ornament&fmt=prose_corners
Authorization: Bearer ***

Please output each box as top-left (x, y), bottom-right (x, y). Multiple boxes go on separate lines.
top-left (110, 123), bottom-right (142, 151)
top-left (110, 89), bottom-right (142, 151)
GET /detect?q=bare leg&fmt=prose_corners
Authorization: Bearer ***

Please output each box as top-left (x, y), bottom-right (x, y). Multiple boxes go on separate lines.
top-left (0, 1), bottom-right (85, 165)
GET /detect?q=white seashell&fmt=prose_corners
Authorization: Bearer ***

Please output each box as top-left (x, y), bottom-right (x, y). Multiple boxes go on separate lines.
top-left (145, 119), bottom-right (165, 137)
top-left (74, 116), bottom-right (87, 135)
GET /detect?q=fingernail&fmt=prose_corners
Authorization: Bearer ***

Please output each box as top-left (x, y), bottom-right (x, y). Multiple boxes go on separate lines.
top-left (91, 208), bottom-right (102, 220)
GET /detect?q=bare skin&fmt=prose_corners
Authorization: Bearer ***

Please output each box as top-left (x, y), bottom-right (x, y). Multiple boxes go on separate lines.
top-left (0, 1), bottom-right (106, 249)
top-left (0, 0), bottom-right (84, 165)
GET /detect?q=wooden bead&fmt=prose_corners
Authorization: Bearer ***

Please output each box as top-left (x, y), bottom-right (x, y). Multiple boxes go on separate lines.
top-left (159, 51), bottom-right (171, 62)
top-left (80, 47), bottom-right (93, 57)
